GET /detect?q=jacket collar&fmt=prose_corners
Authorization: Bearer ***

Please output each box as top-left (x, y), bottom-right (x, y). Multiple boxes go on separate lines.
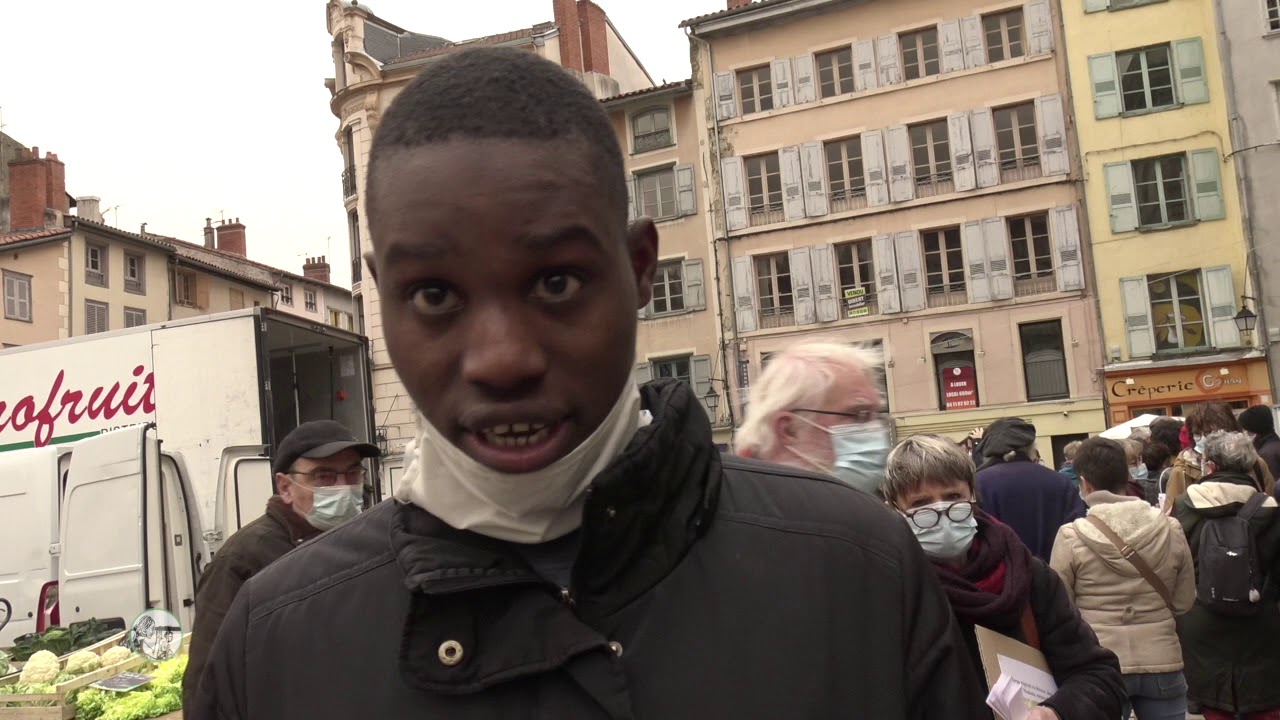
top-left (1084, 490), bottom-right (1142, 508)
top-left (266, 496), bottom-right (323, 545)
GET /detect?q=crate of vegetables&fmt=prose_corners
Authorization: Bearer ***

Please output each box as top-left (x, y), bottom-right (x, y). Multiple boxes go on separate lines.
top-left (0, 633), bottom-right (148, 719)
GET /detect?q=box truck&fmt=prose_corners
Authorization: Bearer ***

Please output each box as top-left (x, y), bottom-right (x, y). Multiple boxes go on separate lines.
top-left (0, 308), bottom-right (377, 646)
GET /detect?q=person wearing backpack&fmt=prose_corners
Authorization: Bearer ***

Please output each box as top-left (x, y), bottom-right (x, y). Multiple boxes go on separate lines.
top-left (1173, 430), bottom-right (1280, 720)
top-left (1051, 437), bottom-right (1197, 720)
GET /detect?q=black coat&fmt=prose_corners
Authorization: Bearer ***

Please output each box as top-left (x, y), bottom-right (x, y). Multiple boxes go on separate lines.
top-left (190, 381), bottom-right (989, 719)
top-left (1254, 432), bottom-right (1280, 499)
top-left (977, 460), bottom-right (1087, 562)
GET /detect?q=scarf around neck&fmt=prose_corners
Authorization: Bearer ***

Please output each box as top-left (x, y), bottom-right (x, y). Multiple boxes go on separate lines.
top-left (934, 510), bottom-right (1034, 631)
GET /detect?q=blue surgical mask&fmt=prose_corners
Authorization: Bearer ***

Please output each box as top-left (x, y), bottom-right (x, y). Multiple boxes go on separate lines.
top-left (297, 483), bottom-right (363, 531)
top-left (903, 501), bottom-right (979, 560)
top-left (830, 424), bottom-right (891, 495)
top-left (1194, 434), bottom-right (1206, 455)
top-left (1130, 463), bottom-right (1148, 480)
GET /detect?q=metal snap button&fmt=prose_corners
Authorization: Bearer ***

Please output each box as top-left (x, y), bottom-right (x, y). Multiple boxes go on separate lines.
top-left (608, 641), bottom-right (624, 658)
top-left (606, 506), bottom-right (617, 519)
top-left (438, 640), bottom-right (464, 666)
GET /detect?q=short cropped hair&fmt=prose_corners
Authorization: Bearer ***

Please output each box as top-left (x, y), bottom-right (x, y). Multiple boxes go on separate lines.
top-left (734, 342), bottom-right (882, 457)
top-left (1142, 441), bottom-right (1172, 472)
top-left (1203, 430), bottom-right (1259, 474)
top-left (1063, 440), bottom-right (1082, 462)
top-left (1186, 402), bottom-right (1240, 437)
top-left (883, 435), bottom-right (976, 505)
top-left (1074, 437), bottom-right (1129, 494)
top-left (367, 47), bottom-right (626, 226)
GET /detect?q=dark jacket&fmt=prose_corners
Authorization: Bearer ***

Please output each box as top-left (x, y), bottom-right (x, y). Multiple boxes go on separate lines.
top-left (1253, 432), bottom-right (1280, 498)
top-left (183, 496), bottom-right (320, 710)
top-left (190, 381), bottom-right (988, 720)
top-left (977, 460), bottom-right (1087, 562)
top-left (1174, 471), bottom-right (1280, 714)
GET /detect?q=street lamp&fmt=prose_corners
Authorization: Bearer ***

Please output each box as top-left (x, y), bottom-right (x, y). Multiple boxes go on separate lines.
top-left (1234, 295), bottom-right (1258, 337)
top-left (703, 387), bottom-right (720, 418)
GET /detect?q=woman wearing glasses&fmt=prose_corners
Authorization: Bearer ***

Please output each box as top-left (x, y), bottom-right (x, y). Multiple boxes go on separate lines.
top-left (883, 435), bottom-right (1125, 720)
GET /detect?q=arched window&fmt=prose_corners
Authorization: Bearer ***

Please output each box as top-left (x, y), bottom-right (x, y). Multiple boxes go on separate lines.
top-left (932, 331), bottom-right (979, 411)
top-left (632, 108), bottom-right (673, 152)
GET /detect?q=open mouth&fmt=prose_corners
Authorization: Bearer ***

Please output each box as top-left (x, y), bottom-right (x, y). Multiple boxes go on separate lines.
top-left (464, 418), bottom-right (572, 473)
top-left (480, 422), bottom-right (553, 448)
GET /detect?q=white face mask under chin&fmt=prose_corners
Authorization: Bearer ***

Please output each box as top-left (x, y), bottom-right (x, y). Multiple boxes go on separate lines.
top-left (394, 384), bottom-right (651, 544)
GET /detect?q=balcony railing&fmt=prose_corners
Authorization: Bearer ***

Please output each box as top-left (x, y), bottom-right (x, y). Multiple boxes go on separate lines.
top-left (351, 256), bottom-right (363, 284)
top-left (125, 279), bottom-right (143, 294)
top-left (1000, 160), bottom-right (1043, 184)
top-left (633, 130), bottom-right (673, 153)
top-left (749, 202), bottom-right (786, 227)
top-left (758, 306), bottom-right (796, 329)
top-left (926, 287), bottom-right (970, 309)
top-left (829, 190), bottom-right (869, 214)
top-left (342, 166), bottom-right (357, 198)
top-left (915, 174), bottom-right (955, 199)
top-left (1014, 274), bottom-right (1057, 297)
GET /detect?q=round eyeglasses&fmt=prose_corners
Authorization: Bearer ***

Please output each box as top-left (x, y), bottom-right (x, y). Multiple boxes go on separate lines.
top-left (903, 501), bottom-right (975, 530)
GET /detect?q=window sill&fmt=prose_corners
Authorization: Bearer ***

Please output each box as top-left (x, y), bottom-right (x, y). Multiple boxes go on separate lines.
top-left (1028, 394), bottom-right (1071, 403)
top-left (1118, 103), bottom-right (1183, 119)
top-left (1104, 0), bottom-right (1169, 12)
top-left (3, 315), bottom-right (34, 324)
top-left (630, 143), bottom-right (676, 157)
top-left (1136, 220), bottom-right (1197, 234)
top-left (644, 308), bottom-right (701, 322)
top-left (125, 289), bottom-right (146, 296)
top-left (1265, 30), bottom-right (1280, 40)
top-left (85, 279), bottom-right (107, 289)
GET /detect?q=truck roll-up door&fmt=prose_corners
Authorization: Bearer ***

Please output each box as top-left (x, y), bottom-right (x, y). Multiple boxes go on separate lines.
top-left (59, 425), bottom-right (155, 627)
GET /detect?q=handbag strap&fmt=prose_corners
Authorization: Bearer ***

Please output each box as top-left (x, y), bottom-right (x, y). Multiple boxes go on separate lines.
top-left (1019, 603), bottom-right (1040, 651)
top-left (1086, 515), bottom-right (1177, 613)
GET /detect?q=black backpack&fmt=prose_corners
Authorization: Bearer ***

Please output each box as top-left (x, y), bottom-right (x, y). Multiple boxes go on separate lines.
top-left (1196, 492), bottom-right (1269, 616)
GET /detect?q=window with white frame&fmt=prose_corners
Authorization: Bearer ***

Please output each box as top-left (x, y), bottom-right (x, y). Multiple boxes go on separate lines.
top-left (124, 252), bottom-right (145, 294)
top-left (995, 103), bottom-right (1041, 181)
top-left (124, 307), bottom-right (147, 328)
top-left (1149, 270), bottom-right (1208, 351)
top-left (651, 261), bottom-right (686, 315)
top-left (653, 355), bottom-right (692, 385)
top-left (754, 252), bottom-right (794, 327)
top-left (1134, 155), bottom-right (1190, 227)
top-left (1008, 213), bottom-right (1056, 296)
top-left (923, 227), bottom-right (966, 307)
top-left (3, 270), bottom-right (32, 322)
top-left (637, 167), bottom-right (678, 220)
top-left (304, 289), bottom-right (318, 312)
top-left (1269, 0), bottom-right (1280, 31)
top-left (280, 283), bottom-right (294, 306)
top-left (816, 47), bottom-right (855, 98)
top-left (86, 243), bottom-right (107, 287)
top-left (835, 240), bottom-right (877, 317)
top-left (1118, 45), bottom-right (1176, 113)
top-left (737, 66), bottom-right (774, 114)
top-left (745, 153), bottom-right (784, 226)
top-left (910, 120), bottom-right (952, 184)
top-left (174, 270), bottom-right (196, 307)
top-left (85, 300), bottom-right (109, 335)
top-left (825, 137), bottom-right (866, 212)
top-left (632, 108), bottom-right (673, 153)
top-left (901, 27), bottom-right (941, 80)
top-left (984, 9), bottom-right (1025, 63)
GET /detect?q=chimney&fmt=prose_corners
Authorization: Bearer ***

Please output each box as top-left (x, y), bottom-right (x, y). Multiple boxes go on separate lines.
top-left (8, 147), bottom-right (68, 231)
top-left (76, 196), bottom-right (102, 223)
top-left (303, 255), bottom-right (332, 284)
top-left (215, 217), bottom-right (247, 256)
top-left (578, 1), bottom-right (610, 76)
top-left (727, 0), bottom-right (753, 8)
top-left (203, 218), bottom-right (215, 248)
top-left (553, 0), bottom-right (583, 72)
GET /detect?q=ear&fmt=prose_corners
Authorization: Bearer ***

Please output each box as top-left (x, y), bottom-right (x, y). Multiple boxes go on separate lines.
top-left (626, 218), bottom-right (659, 309)
top-left (1078, 475), bottom-right (1092, 495)
top-left (772, 411), bottom-right (801, 444)
top-left (276, 472), bottom-right (293, 501)
top-left (363, 251), bottom-right (379, 284)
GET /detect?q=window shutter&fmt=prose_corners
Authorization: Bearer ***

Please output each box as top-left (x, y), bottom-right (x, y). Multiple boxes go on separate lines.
top-left (970, 108), bottom-right (1000, 189)
top-left (1189, 149), bottom-right (1225, 221)
top-left (771, 58), bottom-right (795, 108)
top-left (1202, 265), bottom-right (1241, 348)
top-left (1050, 205), bottom-right (1085, 291)
top-left (793, 54), bottom-right (817, 104)
top-left (18, 277), bottom-right (30, 319)
top-left (872, 233), bottom-right (902, 314)
top-left (627, 174), bottom-right (638, 221)
top-left (811, 243), bottom-right (839, 322)
top-left (982, 217), bottom-right (1014, 300)
top-left (876, 34), bottom-right (902, 86)
top-left (939, 20), bottom-right (965, 73)
top-left (789, 246), bottom-right (817, 325)
top-left (692, 355), bottom-right (714, 419)
top-left (1173, 37), bottom-right (1209, 106)
top-left (779, 146), bottom-right (806, 221)
top-left (1084, 0), bottom-right (1110, 12)
top-left (1104, 162), bottom-right (1138, 233)
top-left (682, 258), bottom-right (706, 311)
top-left (962, 221), bottom-right (992, 303)
top-left (948, 112), bottom-right (976, 192)
top-left (635, 362), bottom-right (654, 386)
top-left (731, 255), bottom-right (757, 333)
top-left (675, 164), bottom-right (697, 217)
top-left (861, 130), bottom-right (891, 207)
top-left (894, 230), bottom-right (926, 312)
top-left (1087, 53), bottom-right (1121, 119)
top-left (721, 156), bottom-right (749, 231)
top-left (854, 38), bottom-right (878, 92)
top-left (961, 16), bottom-right (986, 68)
top-left (1036, 94), bottom-right (1069, 176)
top-left (799, 141), bottom-right (829, 217)
top-left (196, 276), bottom-right (211, 310)
top-left (714, 72), bottom-right (737, 120)
top-left (1025, 0), bottom-right (1054, 56)
top-left (886, 124), bottom-right (915, 203)
top-left (1119, 276), bottom-right (1156, 358)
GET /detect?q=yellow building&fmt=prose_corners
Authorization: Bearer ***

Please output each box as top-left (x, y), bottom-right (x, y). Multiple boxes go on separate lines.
top-left (1061, 0), bottom-right (1272, 423)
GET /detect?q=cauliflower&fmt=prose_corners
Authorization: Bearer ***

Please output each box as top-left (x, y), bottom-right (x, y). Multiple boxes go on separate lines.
top-left (17, 650), bottom-right (60, 685)
top-left (99, 645), bottom-right (133, 667)
top-left (64, 649), bottom-right (102, 676)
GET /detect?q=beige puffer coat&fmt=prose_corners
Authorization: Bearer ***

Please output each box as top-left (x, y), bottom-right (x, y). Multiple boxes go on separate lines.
top-left (1050, 491), bottom-right (1196, 674)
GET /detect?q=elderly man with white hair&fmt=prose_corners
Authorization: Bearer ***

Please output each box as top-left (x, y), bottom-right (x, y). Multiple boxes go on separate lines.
top-left (735, 342), bottom-right (890, 495)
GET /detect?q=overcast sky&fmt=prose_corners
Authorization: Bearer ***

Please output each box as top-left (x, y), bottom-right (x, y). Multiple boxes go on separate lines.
top-left (0, 0), bottom-right (722, 285)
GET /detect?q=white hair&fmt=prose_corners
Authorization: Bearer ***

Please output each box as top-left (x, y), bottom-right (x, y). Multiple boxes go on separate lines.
top-left (734, 341), bottom-right (882, 456)
top-left (1204, 430), bottom-right (1258, 474)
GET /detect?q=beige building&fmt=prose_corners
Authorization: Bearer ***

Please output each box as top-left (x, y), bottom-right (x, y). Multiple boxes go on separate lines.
top-left (326, 0), bottom-right (656, 467)
top-left (682, 0), bottom-right (1108, 461)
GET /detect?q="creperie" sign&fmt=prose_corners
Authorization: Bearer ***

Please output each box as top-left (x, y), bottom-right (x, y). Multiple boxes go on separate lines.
top-left (1109, 365), bottom-right (1249, 401)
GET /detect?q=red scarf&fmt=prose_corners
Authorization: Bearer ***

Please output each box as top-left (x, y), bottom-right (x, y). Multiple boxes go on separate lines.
top-left (934, 511), bottom-right (1034, 633)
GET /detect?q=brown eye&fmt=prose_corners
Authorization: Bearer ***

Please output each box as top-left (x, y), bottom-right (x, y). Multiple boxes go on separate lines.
top-left (532, 272), bottom-right (582, 303)
top-left (409, 284), bottom-right (461, 315)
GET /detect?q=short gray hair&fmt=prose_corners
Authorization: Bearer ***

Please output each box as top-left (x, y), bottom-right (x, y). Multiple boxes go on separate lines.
top-left (883, 435), bottom-right (976, 505)
top-left (735, 342), bottom-right (882, 456)
top-left (1203, 430), bottom-right (1258, 474)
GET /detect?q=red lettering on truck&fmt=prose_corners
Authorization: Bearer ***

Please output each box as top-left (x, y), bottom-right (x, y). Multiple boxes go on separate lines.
top-left (0, 365), bottom-right (156, 447)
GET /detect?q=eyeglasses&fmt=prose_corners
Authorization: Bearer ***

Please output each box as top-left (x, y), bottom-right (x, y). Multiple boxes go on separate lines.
top-left (791, 408), bottom-right (881, 425)
top-left (289, 467), bottom-right (367, 487)
top-left (903, 501), bottom-right (975, 529)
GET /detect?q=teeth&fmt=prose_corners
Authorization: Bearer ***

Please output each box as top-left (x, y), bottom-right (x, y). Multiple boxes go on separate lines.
top-left (480, 424), bottom-right (553, 449)
top-left (512, 422), bottom-right (530, 433)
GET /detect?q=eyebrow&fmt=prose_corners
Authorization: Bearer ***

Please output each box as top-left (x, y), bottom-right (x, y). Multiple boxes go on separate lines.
top-left (380, 225), bottom-right (604, 267)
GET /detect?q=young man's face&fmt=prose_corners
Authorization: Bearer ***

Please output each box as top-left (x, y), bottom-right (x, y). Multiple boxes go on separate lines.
top-left (368, 138), bottom-right (657, 473)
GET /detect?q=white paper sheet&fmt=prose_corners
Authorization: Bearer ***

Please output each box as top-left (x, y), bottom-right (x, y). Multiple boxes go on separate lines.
top-left (996, 655), bottom-right (1058, 703)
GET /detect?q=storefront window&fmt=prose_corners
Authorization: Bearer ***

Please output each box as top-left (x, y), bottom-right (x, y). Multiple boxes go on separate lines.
top-left (932, 331), bottom-right (979, 412)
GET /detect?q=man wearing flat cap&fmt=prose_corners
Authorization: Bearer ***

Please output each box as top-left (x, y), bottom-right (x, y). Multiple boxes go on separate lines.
top-left (183, 420), bottom-right (380, 708)
top-left (974, 417), bottom-right (1086, 561)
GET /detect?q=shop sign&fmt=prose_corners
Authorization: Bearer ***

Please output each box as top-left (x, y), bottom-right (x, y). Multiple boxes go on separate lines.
top-left (943, 366), bottom-right (978, 411)
top-left (844, 287), bottom-right (870, 319)
top-left (1109, 364), bottom-right (1249, 401)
